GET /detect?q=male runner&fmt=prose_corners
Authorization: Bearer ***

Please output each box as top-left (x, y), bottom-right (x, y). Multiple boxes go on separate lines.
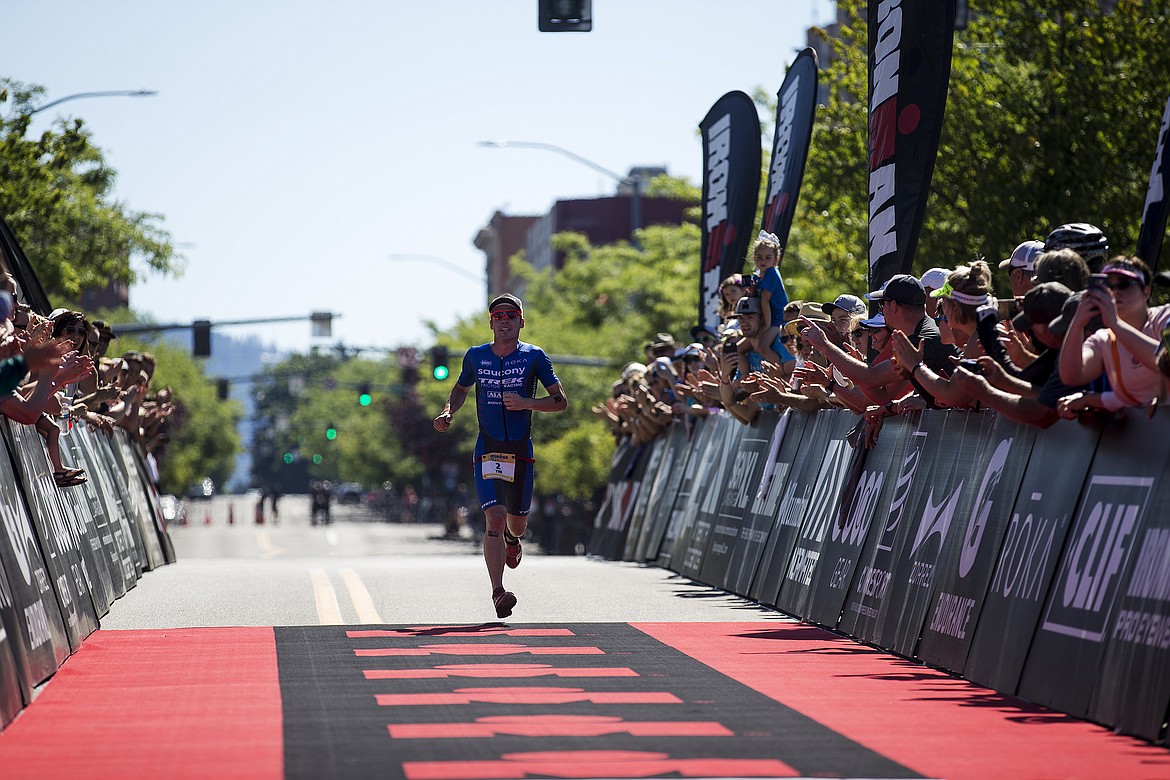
top-left (433, 294), bottom-right (567, 618)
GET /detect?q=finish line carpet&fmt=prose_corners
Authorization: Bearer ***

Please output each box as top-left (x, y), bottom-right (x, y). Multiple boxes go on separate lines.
top-left (0, 622), bottom-right (1167, 779)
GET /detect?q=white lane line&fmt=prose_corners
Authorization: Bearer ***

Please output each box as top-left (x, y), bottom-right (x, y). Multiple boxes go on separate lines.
top-left (339, 568), bottom-right (383, 624)
top-left (255, 527), bottom-right (286, 559)
top-left (310, 568), bottom-right (343, 624)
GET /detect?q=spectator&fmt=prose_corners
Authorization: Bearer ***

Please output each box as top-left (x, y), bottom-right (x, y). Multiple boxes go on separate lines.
top-left (718, 274), bottom-right (751, 334)
top-left (821, 294), bottom-right (867, 341)
top-left (920, 267), bottom-right (950, 318)
top-left (643, 332), bottom-right (676, 363)
top-left (689, 323), bottom-right (719, 350)
top-left (747, 230), bottom-right (790, 350)
top-left (1033, 248), bottom-right (1091, 292)
top-left (1057, 256), bottom-right (1170, 415)
top-left (929, 260), bottom-right (995, 355)
top-left (1043, 222), bottom-right (1109, 273)
top-left (1000, 240), bottom-right (1044, 299)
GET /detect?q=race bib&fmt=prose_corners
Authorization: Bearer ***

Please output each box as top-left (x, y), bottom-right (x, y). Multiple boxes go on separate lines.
top-left (481, 452), bottom-right (517, 482)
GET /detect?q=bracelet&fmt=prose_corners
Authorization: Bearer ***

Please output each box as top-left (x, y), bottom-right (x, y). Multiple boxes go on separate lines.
top-left (826, 379), bottom-right (837, 394)
top-left (885, 401), bottom-right (895, 413)
top-left (911, 362), bottom-right (924, 377)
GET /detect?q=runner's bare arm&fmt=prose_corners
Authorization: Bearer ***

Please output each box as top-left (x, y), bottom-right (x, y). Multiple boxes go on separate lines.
top-left (434, 383), bottom-right (469, 432)
top-left (501, 382), bottom-right (568, 413)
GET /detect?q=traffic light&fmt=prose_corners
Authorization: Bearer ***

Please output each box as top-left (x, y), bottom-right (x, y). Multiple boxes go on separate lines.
top-left (325, 422), bottom-right (337, 441)
top-left (430, 345), bottom-right (450, 380)
top-left (538, 0), bottom-right (591, 32)
top-left (216, 378), bottom-right (229, 401)
top-left (358, 382), bottom-right (372, 406)
top-left (193, 319), bottom-right (211, 357)
top-left (402, 366), bottom-right (419, 386)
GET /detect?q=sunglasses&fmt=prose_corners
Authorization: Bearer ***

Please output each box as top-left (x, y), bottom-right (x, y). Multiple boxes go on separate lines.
top-left (1106, 277), bottom-right (1138, 291)
top-left (850, 329), bottom-right (866, 338)
top-left (61, 325), bottom-right (86, 337)
top-left (490, 310), bottom-right (520, 321)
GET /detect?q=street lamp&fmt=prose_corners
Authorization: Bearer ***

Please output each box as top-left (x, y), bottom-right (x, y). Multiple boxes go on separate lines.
top-left (478, 140), bottom-right (642, 248)
top-left (24, 89), bottom-right (158, 117)
top-left (386, 253), bottom-right (484, 284)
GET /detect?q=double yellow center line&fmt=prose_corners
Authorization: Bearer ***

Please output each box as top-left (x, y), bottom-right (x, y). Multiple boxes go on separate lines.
top-left (309, 568), bottom-right (383, 624)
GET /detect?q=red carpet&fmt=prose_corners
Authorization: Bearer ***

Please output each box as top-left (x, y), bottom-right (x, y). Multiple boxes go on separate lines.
top-left (1, 622), bottom-right (1168, 779)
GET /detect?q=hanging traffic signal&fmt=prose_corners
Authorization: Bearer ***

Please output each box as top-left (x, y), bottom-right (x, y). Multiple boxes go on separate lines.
top-left (430, 345), bottom-right (450, 380)
top-left (216, 378), bottom-right (229, 400)
top-left (193, 319), bottom-right (212, 357)
top-left (325, 422), bottom-right (338, 441)
top-left (358, 382), bottom-right (372, 406)
top-left (538, 0), bottom-right (591, 32)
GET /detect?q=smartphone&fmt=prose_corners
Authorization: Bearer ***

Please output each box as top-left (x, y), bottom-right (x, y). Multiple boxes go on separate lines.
top-left (1088, 274), bottom-right (1109, 292)
top-left (996, 298), bottom-right (1018, 319)
top-left (957, 358), bottom-right (982, 374)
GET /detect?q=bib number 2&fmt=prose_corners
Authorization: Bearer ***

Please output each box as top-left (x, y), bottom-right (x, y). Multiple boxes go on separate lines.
top-left (481, 452), bottom-right (517, 482)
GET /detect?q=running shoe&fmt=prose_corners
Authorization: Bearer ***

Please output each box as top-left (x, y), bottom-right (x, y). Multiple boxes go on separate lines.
top-left (505, 534), bottom-right (523, 569)
top-left (493, 587), bottom-right (517, 619)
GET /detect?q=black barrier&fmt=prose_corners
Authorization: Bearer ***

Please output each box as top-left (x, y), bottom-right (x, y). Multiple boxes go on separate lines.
top-left (631, 422), bottom-right (694, 563)
top-left (698, 416), bottom-right (774, 589)
top-left (84, 429), bottom-right (146, 581)
top-left (621, 436), bottom-right (669, 562)
top-left (590, 441), bottom-right (649, 561)
top-left (658, 416), bottom-right (722, 569)
top-left (775, 410), bottom-right (861, 620)
top-left (2, 420), bottom-right (99, 651)
top-left (1018, 413), bottom-right (1170, 720)
top-left (108, 432), bottom-right (167, 570)
top-left (56, 437), bottom-right (116, 619)
top-left (678, 417), bottom-right (747, 581)
top-left (0, 571), bottom-right (22, 729)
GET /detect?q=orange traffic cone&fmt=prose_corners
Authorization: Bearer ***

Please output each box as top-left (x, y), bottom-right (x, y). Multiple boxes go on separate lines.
top-left (204, 509), bottom-right (211, 526)
top-left (228, 504), bottom-right (235, 525)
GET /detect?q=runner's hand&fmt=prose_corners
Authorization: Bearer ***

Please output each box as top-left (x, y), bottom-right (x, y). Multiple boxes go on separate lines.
top-left (433, 411), bottom-right (452, 432)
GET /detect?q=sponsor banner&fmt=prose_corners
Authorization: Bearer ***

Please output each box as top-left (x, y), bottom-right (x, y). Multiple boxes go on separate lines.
top-left (807, 415), bottom-right (905, 629)
top-left (1091, 411), bottom-right (1170, 738)
top-left (964, 419), bottom-right (1099, 694)
top-left (776, 411), bottom-right (862, 619)
top-left (678, 417), bottom-right (747, 582)
top-left (867, 0), bottom-right (957, 286)
top-left (878, 411), bottom-right (983, 658)
top-left (622, 436), bottom-right (670, 561)
top-left (87, 430), bottom-right (147, 578)
top-left (65, 426), bottom-right (137, 595)
top-left (916, 415), bottom-right (1035, 673)
top-left (1017, 415), bottom-right (1168, 718)
top-left (700, 415), bottom-right (776, 589)
top-left (590, 443), bottom-right (648, 561)
top-left (0, 566), bottom-right (25, 728)
top-left (108, 432), bottom-right (167, 570)
top-left (698, 91), bottom-right (761, 335)
top-left (762, 48), bottom-right (819, 259)
top-left (750, 411), bottom-right (841, 607)
top-left (836, 414), bottom-right (924, 642)
top-left (0, 428), bottom-right (71, 700)
top-left (56, 435), bottom-right (115, 618)
top-left (2, 419), bottom-right (99, 652)
top-left (633, 422), bottom-right (694, 562)
top-left (723, 414), bottom-right (791, 595)
top-left (127, 445), bottom-right (176, 565)
top-left (1136, 94), bottom-right (1170, 271)
top-left (661, 415), bottom-right (730, 571)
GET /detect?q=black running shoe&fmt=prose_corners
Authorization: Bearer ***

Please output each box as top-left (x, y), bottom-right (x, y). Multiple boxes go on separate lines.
top-left (493, 587), bottom-right (517, 619)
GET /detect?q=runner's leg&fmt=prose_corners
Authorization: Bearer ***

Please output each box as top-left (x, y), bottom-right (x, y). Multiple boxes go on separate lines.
top-left (483, 505), bottom-right (508, 592)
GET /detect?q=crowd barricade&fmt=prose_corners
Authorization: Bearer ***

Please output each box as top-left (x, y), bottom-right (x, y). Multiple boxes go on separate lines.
top-left (0, 418), bottom-right (172, 732)
top-left (592, 407), bottom-right (1170, 744)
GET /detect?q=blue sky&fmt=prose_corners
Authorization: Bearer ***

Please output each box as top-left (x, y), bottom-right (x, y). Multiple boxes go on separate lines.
top-left (3, 0), bottom-right (833, 354)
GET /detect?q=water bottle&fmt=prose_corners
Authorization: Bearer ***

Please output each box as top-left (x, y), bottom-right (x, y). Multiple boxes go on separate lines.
top-left (58, 384), bottom-right (75, 436)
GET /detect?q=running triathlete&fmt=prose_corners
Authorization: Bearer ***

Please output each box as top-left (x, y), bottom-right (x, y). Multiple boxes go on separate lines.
top-left (433, 294), bottom-right (567, 618)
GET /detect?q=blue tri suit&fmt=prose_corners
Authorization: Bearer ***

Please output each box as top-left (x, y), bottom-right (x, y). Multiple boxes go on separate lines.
top-left (456, 341), bottom-right (560, 516)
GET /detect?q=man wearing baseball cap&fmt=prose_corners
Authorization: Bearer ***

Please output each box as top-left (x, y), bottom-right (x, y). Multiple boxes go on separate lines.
top-left (433, 293), bottom-right (568, 619)
top-left (999, 240), bottom-right (1043, 298)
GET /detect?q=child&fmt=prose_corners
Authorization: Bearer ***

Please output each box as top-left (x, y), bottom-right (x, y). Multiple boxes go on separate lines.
top-left (718, 274), bottom-right (751, 334)
top-left (744, 231), bottom-right (793, 365)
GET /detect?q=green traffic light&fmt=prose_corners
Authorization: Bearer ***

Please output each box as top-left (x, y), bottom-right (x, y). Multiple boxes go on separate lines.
top-left (312, 453), bottom-right (323, 464)
top-left (359, 393), bottom-right (372, 406)
top-left (432, 365), bottom-right (449, 381)
top-left (282, 452), bottom-right (294, 464)
top-left (325, 425), bottom-right (337, 441)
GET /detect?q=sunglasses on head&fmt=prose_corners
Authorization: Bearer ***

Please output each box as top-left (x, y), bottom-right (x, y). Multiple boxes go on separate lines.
top-left (490, 310), bottom-right (520, 321)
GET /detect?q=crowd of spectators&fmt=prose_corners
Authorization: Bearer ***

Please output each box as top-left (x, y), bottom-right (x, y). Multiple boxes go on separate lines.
top-left (595, 224), bottom-right (1170, 449)
top-left (0, 270), bottom-right (183, 488)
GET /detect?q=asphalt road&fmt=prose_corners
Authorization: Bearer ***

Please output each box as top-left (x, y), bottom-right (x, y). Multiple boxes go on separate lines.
top-left (100, 494), bottom-right (781, 629)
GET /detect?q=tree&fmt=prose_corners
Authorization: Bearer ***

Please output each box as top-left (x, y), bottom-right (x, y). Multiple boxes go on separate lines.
top-left (0, 79), bottom-right (181, 302)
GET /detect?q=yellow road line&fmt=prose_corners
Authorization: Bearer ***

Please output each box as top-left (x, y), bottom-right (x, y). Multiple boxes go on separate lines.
top-left (309, 568), bottom-right (343, 624)
top-left (340, 568), bottom-right (383, 624)
top-left (255, 527), bottom-right (285, 559)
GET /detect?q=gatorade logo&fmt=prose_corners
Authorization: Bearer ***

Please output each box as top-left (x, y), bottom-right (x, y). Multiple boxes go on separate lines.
top-left (1041, 476), bottom-right (1151, 642)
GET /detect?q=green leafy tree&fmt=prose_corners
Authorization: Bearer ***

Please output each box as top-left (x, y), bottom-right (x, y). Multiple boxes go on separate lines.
top-left (0, 79), bottom-right (181, 302)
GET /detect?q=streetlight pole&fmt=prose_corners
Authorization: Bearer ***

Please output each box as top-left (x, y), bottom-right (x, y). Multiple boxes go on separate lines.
top-left (23, 89), bottom-right (158, 117)
top-left (478, 140), bottom-right (642, 248)
top-left (386, 253), bottom-right (484, 285)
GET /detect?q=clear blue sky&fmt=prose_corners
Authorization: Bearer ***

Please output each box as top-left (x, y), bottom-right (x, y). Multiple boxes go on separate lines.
top-left (3, 0), bottom-right (833, 354)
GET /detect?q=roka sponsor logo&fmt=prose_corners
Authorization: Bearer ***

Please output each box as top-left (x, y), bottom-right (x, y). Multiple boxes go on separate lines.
top-left (764, 76), bottom-right (800, 229)
top-left (867, 0), bottom-right (906, 268)
top-left (1042, 476), bottom-right (1151, 642)
top-left (959, 438), bottom-right (1012, 578)
top-left (988, 493), bottom-right (1064, 603)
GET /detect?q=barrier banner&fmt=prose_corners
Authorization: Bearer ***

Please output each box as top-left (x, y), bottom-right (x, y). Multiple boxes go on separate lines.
top-left (1091, 413), bottom-right (1170, 739)
top-left (0, 567), bottom-right (25, 728)
top-left (3, 420), bottom-right (99, 651)
top-left (837, 414), bottom-right (928, 642)
top-left (1136, 94), bottom-right (1170, 271)
top-left (866, 0), bottom-right (957, 287)
top-left (86, 429), bottom-right (146, 579)
top-left (659, 414), bottom-right (725, 569)
top-left (751, 410), bottom-right (842, 607)
top-left (679, 417), bottom-right (747, 582)
top-left (761, 47), bottom-right (819, 260)
top-left (0, 431), bottom-right (70, 699)
top-left (964, 419), bottom-right (1100, 693)
top-left (807, 416), bottom-right (905, 630)
top-left (56, 438), bottom-right (115, 618)
top-left (109, 432), bottom-right (167, 570)
top-left (590, 442), bottom-right (645, 560)
top-left (776, 411), bottom-right (861, 619)
top-left (722, 414), bottom-right (791, 595)
top-left (64, 426), bottom-right (137, 595)
top-left (699, 415), bottom-right (776, 589)
top-left (632, 421), bottom-right (695, 562)
top-left (746, 412), bottom-right (813, 603)
top-left (127, 444), bottom-right (177, 565)
top-left (915, 415), bottom-right (1034, 673)
top-left (1017, 414), bottom-right (1170, 718)
top-left (622, 435), bottom-right (670, 561)
top-left (698, 91), bottom-right (761, 336)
